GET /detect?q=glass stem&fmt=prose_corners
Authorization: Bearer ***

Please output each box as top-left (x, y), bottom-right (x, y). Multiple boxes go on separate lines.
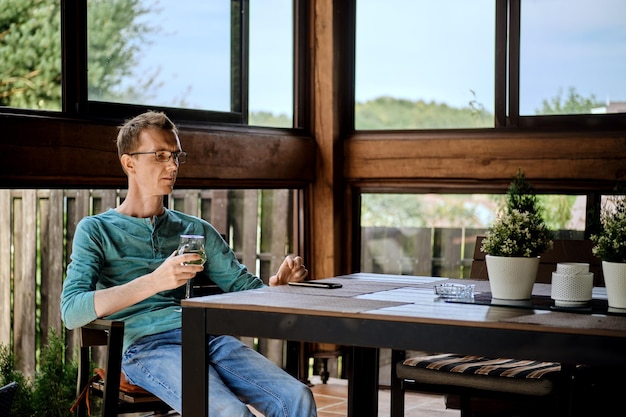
top-left (185, 280), bottom-right (192, 298)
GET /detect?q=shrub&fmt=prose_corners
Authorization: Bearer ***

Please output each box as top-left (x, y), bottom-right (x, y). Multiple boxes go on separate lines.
top-left (0, 329), bottom-right (77, 417)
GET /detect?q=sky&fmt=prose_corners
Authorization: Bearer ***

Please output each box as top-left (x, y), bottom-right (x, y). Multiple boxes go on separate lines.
top-left (124, 0), bottom-right (626, 117)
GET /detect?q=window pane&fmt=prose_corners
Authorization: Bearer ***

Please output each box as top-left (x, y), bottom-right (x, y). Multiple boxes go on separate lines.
top-left (87, 0), bottom-right (231, 112)
top-left (0, 1), bottom-right (61, 111)
top-left (249, 0), bottom-right (293, 128)
top-left (360, 193), bottom-right (586, 278)
top-left (355, 0), bottom-right (495, 130)
top-left (520, 0), bottom-right (626, 116)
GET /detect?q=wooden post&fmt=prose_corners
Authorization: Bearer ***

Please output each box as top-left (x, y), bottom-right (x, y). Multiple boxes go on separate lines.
top-left (0, 190), bottom-right (11, 347)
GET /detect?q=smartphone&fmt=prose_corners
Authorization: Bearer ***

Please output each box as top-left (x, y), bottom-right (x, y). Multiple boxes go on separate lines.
top-left (288, 281), bottom-right (343, 289)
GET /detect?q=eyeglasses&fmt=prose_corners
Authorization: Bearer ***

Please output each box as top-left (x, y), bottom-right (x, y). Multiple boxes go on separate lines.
top-left (127, 150), bottom-right (187, 164)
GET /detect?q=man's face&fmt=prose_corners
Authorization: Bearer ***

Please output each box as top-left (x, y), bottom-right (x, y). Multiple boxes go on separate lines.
top-left (124, 127), bottom-right (183, 196)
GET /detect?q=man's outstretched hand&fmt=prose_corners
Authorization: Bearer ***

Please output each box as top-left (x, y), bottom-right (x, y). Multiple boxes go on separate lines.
top-left (268, 255), bottom-right (309, 286)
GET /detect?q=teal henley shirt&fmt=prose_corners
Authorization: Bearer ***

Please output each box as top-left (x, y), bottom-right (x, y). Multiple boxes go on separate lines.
top-left (61, 208), bottom-right (264, 352)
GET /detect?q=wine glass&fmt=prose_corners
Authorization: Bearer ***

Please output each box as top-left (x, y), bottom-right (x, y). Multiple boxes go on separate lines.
top-left (177, 235), bottom-right (207, 298)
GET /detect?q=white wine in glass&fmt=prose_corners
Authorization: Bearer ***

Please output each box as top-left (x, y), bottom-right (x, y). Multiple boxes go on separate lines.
top-left (177, 235), bottom-right (207, 298)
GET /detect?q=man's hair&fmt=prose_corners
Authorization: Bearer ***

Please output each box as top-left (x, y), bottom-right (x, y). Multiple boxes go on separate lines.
top-left (116, 111), bottom-right (178, 158)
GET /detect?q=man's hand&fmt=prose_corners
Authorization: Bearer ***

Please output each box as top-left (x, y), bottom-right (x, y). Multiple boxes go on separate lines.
top-left (94, 250), bottom-right (203, 319)
top-left (268, 255), bottom-right (308, 286)
top-left (151, 250), bottom-right (205, 291)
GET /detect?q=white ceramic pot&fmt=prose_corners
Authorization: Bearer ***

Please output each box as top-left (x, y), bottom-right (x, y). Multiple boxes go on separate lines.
top-left (550, 271), bottom-right (593, 307)
top-left (602, 261), bottom-right (626, 309)
top-left (485, 255), bottom-right (540, 300)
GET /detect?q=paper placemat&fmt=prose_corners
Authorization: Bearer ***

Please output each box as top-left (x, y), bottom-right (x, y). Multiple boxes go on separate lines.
top-left (190, 289), bottom-right (406, 313)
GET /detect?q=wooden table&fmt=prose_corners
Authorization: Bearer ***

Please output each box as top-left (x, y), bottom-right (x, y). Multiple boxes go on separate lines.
top-left (181, 273), bottom-right (626, 417)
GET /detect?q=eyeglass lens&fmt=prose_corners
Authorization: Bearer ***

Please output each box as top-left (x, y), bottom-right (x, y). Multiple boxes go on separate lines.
top-left (155, 151), bottom-right (187, 164)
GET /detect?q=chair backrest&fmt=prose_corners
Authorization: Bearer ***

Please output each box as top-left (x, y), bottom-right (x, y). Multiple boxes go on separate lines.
top-left (191, 233), bottom-right (228, 296)
top-left (192, 274), bottom-right (223, 296)
top-left (470, 236), bottom-right (604, 286)
top-left (76, 319), bottom-right (169, 417)
top-left (76, 320), bottom-right (125, 417)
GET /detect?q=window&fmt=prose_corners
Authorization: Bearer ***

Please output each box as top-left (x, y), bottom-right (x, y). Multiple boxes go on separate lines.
top-left (88, 1), bottom-right (233, 113)
top-left (86, 0), bottom-right (294, 127)
top-left (1, 1), bottom-right (295, 127)
top-left (520, 0), bottom-right (626, 116)
top-left (249, 1), bottom-right (294, 127)
top-left (360, 193), bottom-right (587, 278)
top-left (355, 0), bottom-right (626, 130)
top-left (355, 0), bottom-right (495, 130)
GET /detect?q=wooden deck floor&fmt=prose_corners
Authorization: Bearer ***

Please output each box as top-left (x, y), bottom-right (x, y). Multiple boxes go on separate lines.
top-left (309, 376), bottom-right (459, 417)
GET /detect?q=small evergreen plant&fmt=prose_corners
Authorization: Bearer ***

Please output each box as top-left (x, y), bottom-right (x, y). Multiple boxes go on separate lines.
top-left (481, 170), bottom-right (553, 257)
top-left (591, 193), bottom-right (626, 263)
top-left (0, 329), bottom-right (78, 417)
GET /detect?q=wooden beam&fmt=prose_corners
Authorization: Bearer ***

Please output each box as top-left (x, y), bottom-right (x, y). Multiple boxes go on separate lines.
top-left (344, 130), bottom-right (626, 186)
top-left (0, 114), bottom-right (315, 188)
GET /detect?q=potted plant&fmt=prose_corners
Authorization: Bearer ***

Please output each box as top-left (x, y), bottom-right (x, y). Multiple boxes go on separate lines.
top-left (591, 193), bottom-right (626, 309)
top-left (481, 170), bottom-right (553, 300)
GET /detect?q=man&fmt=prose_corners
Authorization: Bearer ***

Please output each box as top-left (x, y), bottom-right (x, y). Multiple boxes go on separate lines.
top-left (61, 111), bottom-right (317, 416)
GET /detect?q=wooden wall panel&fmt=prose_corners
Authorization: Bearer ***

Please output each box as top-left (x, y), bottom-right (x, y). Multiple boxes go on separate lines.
top-left (344, 131), bottom-right (626, 190)
top-left (0, 115), bottom-right (316, 188)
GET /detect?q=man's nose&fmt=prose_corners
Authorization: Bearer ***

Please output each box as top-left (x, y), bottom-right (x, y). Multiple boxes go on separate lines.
top-left (166, 156), bottom-right (179, 169)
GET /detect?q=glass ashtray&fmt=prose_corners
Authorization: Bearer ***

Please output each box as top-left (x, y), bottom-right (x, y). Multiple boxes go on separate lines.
top-left (434, 283), bottom-right (475, 299)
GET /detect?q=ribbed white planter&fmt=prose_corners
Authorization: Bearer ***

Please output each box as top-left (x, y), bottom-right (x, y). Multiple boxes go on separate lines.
top-left (485, 255), bottom-right (540, 300)
top-left (602, 261), bottom-right (626, 309)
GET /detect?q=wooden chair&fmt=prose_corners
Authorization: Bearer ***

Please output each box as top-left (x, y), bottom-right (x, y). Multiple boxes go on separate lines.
top-left (73, 319), bottom-right (172, 417)
top-left (390, 237), bottom-right (603, 417)
top-left (300, 342), bottom-right (348, 384)
top-left (73, 273), bottom-right (222, 417)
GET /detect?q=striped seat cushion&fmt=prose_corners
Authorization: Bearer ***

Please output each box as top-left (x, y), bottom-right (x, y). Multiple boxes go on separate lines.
top-left (397, 353), bottom-right (561, 396)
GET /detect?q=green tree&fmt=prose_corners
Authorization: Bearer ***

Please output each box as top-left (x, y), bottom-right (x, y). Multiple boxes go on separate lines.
top-left (249, 110), bottom-right (292, 128)
top-left (535, 86), bottom-right (604, 115)
top-left (361, 194), bottom-right (488, 228)
top-left (355, 95), bottom-right (493, 130)
top-left (0, 0), bottom-right (159, 110)
top-left (87, 0), bottom-right (161, 103)
top-left (538, 195), bottom-right (575, 231)
top-left (0, 0), bottom-right (61, 109)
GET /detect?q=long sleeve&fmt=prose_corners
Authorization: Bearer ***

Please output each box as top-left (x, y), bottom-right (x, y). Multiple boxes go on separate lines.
top-left (60, 208), bottom-right (265, 352)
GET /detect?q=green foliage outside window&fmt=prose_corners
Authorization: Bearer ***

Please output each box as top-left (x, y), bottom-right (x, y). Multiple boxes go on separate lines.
top-left (0, 0), bottom-right (157, 110)
top-left (0, 1), bottom-right (607, 127)
top-left (362, 193), bottom-right (575, 231)
top-left (0, 0), bottom-right (61, 110)
top-left (536, 86), bottom-right (604, 115)
top-left (355, 95), bottom-right (493, 129)
top-left (87, 0), bottom-right (160, 103)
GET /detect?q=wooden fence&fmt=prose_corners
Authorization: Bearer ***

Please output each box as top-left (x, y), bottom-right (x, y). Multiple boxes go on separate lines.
top-left (361, 226), bottom-right (488, 279)
top-left (0, 188), bottom-right (296, 377)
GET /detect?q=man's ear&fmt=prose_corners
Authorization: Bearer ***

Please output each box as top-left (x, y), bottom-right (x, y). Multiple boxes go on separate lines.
top-left (120, 154), bottom-right (134, 173)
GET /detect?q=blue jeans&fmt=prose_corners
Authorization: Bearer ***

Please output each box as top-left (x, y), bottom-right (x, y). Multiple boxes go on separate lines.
top-left (122, 329), bottom-right (317, 417)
